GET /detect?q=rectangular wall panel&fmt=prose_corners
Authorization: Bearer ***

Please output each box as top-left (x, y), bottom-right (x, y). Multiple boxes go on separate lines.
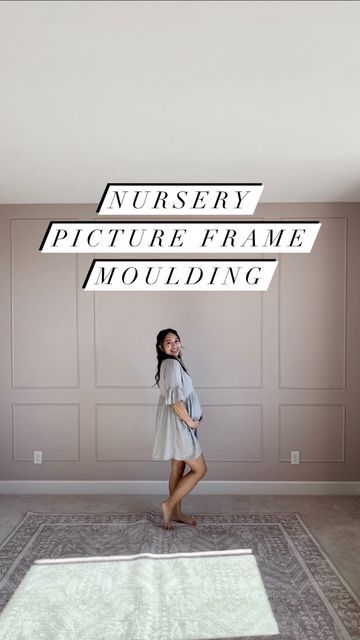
top-left (279, 404), bottom-right (345, 462)
top-left (94, 290), bottom-right (263, 388)
top-left (279, 218), bottom-right (346, 389)
top-left (13, 404), bottom-right (80, 461)
top-left (12, 220), bottom-right (79, 388)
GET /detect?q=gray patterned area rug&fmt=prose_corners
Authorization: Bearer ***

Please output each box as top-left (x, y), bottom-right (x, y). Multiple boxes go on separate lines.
top-left (0, 511), bottom-right (359, 640)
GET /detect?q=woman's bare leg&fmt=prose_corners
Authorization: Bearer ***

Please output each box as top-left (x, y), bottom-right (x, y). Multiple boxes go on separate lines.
top-left (162, 454), bottom-right (207, 529)
top-left (168, 459), bottom-right (197, 526)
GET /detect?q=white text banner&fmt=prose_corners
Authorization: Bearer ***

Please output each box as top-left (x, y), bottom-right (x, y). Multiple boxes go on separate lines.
top-left (96, 184), bottom-right (264, 216)
top-left (83, 259), bottom-right (278, 291)
top-left (40, 221), bottom-right (321, 253)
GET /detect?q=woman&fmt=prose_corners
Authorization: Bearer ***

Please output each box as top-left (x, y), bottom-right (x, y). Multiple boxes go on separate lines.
top-left (152, 328), bottom-right (207, 529)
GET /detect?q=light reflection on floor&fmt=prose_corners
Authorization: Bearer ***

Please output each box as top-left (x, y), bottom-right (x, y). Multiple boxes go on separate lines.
top-left (0, 548), bottom-right (279, 639)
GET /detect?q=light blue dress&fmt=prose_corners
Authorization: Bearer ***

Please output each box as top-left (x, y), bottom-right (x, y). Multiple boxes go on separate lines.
top-left (152, 358), bottom-right (203, 461)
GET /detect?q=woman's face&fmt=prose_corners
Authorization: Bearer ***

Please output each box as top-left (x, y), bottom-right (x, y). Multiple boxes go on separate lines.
top-left (161, 332), bottom-right (181, 357)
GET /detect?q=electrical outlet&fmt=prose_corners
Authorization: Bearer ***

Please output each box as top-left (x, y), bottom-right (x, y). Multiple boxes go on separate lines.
top-left (291, 450), bottom-right (300, 464)
top-left (33, 450), bottom-right (43, 464)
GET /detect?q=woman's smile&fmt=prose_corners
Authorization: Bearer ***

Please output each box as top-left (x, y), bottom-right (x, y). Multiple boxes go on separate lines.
top-left (162, 332), bottom-right (181, 357)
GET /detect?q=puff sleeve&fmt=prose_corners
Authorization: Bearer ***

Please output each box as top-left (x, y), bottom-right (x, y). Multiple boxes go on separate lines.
top-left (162, 359), bottom-right (185, 405)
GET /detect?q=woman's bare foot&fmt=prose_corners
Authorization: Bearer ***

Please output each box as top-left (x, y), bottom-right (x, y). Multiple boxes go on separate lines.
top-left (173, 510), bottom-right (197, 526)
top-left (161, 500), bottom-right (175, 529)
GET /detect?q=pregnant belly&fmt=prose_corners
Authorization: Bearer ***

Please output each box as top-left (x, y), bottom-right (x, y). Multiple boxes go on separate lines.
top-left (185, 392), bottom-right (202, 421)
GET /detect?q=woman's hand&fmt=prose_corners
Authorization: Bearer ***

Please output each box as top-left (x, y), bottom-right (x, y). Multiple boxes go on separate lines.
top-left (171, 401), bottom-right (203, 429)
top-left (187, 419), bottom-right (201, 429)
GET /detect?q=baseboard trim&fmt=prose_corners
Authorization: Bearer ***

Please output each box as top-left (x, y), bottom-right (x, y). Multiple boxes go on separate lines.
top-left (0, 481), bottom-right (359, 495)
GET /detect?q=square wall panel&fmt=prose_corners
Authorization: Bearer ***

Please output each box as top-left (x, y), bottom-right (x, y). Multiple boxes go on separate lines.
top-left (200, 405), bottom-right (263, 461)
top-left (279, 404), bottom-right (345, 462)
top-left (13, 404), bottom-right (80, 461)
top-left (96, 404), bottom-right (157, 460)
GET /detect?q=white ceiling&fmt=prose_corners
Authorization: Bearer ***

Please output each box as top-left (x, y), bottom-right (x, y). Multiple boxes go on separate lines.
top-left (1, 0), bottom-right (359, 204)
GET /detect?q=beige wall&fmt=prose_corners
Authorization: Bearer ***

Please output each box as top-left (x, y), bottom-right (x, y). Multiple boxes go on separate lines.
top-left (0, 203), bottom-right (359, 482)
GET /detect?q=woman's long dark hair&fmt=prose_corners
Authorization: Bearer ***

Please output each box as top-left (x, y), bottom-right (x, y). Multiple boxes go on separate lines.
top-left (154, 328), bottom-right (189, 386)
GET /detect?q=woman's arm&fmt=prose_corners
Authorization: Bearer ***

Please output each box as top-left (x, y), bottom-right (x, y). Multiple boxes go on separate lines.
top-left (172, 401), bottom-right (201, 429)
